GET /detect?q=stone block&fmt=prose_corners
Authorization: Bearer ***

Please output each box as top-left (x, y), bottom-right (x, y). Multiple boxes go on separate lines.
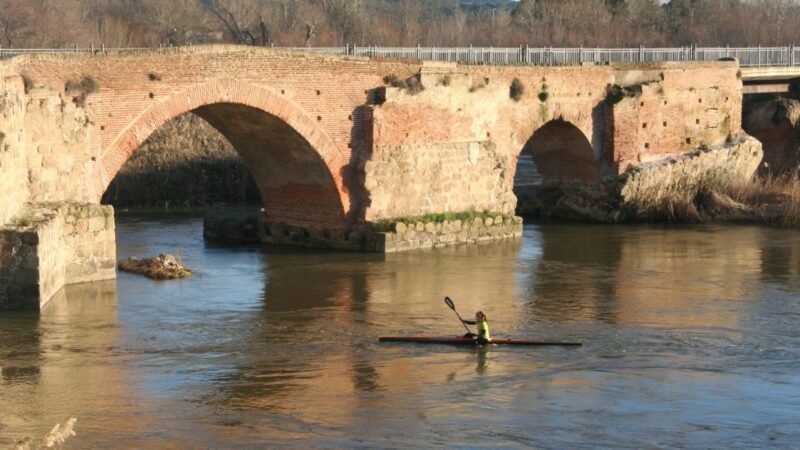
top-left (76, 219), bottom-right (88, 234)
top-left (89, 216), bottom-right (107, 232)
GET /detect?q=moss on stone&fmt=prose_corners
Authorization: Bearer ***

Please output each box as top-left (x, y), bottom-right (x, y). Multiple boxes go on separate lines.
top-left (369, 210), bottom-right (512, 233)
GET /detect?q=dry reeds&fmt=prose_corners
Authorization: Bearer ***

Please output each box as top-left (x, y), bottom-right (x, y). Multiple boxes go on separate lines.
top-left (625, 174), bottom-right (800, 225)
top-left (11, 418), bottom-right (77, 450)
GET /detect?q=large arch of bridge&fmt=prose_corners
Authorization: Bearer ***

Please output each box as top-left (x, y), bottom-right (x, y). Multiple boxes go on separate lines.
top-left (98, 79), bottom-right (349, 229)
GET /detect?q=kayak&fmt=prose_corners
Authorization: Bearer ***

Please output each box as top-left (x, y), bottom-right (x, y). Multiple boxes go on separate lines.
top-left (378, 336), bottom-right (582, 346)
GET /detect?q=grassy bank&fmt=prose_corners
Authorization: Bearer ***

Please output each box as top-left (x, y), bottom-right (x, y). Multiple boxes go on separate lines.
top-left (101, 113), bottom-right (260, 208)
top-left (626, 174), bottom-right (800, 225)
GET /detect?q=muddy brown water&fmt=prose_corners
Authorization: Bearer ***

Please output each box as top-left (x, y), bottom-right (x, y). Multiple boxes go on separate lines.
top-left (2, 212), bottom-right (800, 448)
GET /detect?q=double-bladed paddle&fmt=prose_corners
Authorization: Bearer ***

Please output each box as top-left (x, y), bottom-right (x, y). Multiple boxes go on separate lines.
top-left (445, 296), bottom-right (473, 335)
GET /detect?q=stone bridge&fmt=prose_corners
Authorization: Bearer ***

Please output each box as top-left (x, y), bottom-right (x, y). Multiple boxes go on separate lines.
top-left (0, 45), bottom-right (762, 309)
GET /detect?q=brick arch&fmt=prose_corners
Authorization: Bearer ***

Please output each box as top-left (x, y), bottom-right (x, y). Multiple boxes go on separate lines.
top-left (517, 119), bottom-right (601, 184)
top-left (98, 78), bottom-right (350, 227)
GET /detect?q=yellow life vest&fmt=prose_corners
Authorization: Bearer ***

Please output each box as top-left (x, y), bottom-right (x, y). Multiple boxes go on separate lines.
top-left (477, 319), bottom-right (490, 341)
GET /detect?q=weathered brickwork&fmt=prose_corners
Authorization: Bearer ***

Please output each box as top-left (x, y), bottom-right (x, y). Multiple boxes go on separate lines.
top-left (366, 61), bottom-right (743, 220)
top-left (607, 64), bottom-right (742, 172)
top-left (0, 46), bottom-right (751, 309)
top-left (8, 47), bottom-right (743, 228)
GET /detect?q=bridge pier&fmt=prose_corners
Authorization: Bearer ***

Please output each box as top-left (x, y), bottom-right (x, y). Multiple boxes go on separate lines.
top-left (203, 210), bottom-right (524, 252)
top-left (0, 203), bottom-right (116, 310)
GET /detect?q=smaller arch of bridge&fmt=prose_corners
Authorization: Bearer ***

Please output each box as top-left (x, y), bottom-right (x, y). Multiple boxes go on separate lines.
top-left (98, 78), bottom-right (350, 228)
top-left (517, 119), bottom-right (601, 184)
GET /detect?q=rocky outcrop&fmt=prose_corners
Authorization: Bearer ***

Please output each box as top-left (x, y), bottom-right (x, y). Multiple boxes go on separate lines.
top-left (118, 254), bottom-right (192, 280)
top-left (619, 134), bottom-right (763, 209)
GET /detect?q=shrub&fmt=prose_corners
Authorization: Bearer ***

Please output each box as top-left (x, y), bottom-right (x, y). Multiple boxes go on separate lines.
top-left (383, 73), bottom-right (405, 88)
top-left (440, 75), bottom-right (452, 86)
top-left (65, 75), bottom-right (99, 95)
top-left (383, 73), bottom-right (424, 95)
top-left (65, 75), bottom-right (99, 107)
top-left (606, 84), bottom-right (642, 105)
top-left (510, 78), bottom-right (524, 101)
top-left (538, 83), bottom-right (549, 102)
top-left (405, 75), bottom-right (424, 95)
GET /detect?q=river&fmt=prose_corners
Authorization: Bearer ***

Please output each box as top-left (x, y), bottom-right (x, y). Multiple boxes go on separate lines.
top-left (2, 212), bottom-right (800, 448)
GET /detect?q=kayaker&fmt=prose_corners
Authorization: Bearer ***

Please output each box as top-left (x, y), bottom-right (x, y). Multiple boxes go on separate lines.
top-left (462, 311), bottom-right (491, 345)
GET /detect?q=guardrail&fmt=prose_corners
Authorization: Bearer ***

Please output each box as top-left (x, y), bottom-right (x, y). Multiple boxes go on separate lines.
top-left (1, 44), bottom-right (797, 67)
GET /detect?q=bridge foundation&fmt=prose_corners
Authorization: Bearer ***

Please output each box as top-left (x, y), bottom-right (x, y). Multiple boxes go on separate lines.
top-left (203, 210), bottom-right (524, 252)
top-left (0, 203), bottom-right (116, 310)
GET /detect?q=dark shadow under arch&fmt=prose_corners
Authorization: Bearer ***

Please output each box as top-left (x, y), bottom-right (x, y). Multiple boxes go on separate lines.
top-left (519, 120), bottom-right (601, 184)
top-left (194, 103), bottom-right (344, 229)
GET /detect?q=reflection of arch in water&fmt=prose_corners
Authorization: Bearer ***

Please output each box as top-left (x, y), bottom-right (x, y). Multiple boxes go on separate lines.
top-left (516, 120), bottom-right (601, 185)
top-left (526, 224), bottom-right (622, 324)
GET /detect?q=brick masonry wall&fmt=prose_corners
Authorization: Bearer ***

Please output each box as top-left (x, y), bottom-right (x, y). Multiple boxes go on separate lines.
top-left (608, 63), bottom-right (742, 172)
top-left (13, 46), bottom-right (423, 230)
top-left (366, 61), bottom-right (742, 220)
top-left (9, 46), bottom-right (743, 229)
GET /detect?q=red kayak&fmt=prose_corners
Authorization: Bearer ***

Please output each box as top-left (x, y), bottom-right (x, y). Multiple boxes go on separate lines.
top-left (378, 336), bottom-right (582, 346)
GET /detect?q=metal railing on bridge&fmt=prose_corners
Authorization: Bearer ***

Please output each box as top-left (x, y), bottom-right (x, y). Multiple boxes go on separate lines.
top-left (1, 44), bottom-right (798, 67)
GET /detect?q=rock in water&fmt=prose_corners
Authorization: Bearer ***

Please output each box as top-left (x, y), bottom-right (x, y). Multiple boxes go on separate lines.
top-left (118, 254), bottom-right (193, 280)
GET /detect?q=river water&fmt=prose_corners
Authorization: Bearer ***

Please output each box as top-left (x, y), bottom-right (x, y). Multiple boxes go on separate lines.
top-left (2, 212), bottom-right (800, 448)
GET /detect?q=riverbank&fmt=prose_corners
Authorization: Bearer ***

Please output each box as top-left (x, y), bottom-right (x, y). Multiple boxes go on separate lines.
top-left (519, 174), bottom-right (800, 226)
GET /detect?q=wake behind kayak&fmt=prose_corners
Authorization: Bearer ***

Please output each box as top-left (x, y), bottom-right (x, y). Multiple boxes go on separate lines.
top-left (378, 336), bottom-right (582, 346)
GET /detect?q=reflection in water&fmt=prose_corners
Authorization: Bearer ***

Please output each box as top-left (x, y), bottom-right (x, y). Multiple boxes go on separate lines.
top-left (524, 224), bottom-right (622, 323)
top-left (2, 214), bottom-right (800, 448)
top-left (526, 225), bottom-right (777, 328)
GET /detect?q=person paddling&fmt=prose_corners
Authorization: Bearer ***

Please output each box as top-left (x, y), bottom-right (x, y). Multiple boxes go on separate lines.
top-left (461, 311), bottom-right (491, 345)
